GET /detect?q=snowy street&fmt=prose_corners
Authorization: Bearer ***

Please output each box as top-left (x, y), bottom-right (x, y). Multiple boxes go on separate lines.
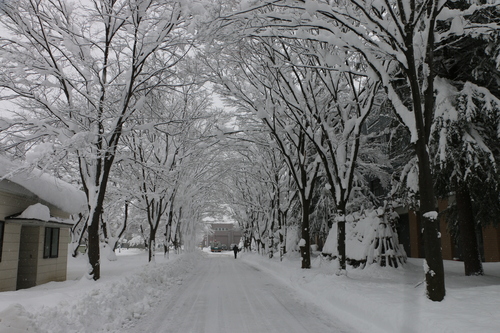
top-left (1, 248), bottom-right (500, 332)
top-left (124, 252), bottom-right (353, 333)
top-left (1, 2), bottom-right (500, 333)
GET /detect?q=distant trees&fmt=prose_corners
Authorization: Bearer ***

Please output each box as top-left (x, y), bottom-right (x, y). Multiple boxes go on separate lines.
top-left (204, 23), bottom-right (389, 269)
top-left (204, 35), bottom-right (323, 268)
top-left (120, 84), bottom-right (208, 261)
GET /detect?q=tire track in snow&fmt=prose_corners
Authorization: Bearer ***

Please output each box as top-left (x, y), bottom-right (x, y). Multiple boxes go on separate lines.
top-left (123, 253), bottom-right (355, 333)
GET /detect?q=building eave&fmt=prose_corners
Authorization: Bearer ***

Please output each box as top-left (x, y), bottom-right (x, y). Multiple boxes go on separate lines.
top-left (5, 217), bottom-right (74, 228)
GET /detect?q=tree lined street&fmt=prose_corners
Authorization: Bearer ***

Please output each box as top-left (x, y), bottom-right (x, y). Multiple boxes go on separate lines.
top-left (0, 4), bottom-right (499, 329)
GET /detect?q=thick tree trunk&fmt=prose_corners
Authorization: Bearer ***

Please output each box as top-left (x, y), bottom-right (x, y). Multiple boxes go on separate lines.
top-left (278, 210), bottom-right (284, 261)
top-left (86, 156), bottom-right (117, 280)
top-left (87, 208), bottom-right (101, 281)
top-left (301, 199), bottom-right (311, 269)
top-left (337, 217), bottom-right (346, 271)
top-left (416, 144), bottom-right (445, 301)
top-left (336, 202), bottom-right (347, 271)
top-left (269, 231), bottom-right (274, 259)
top-left (456, 184), bottom-right (484, 276)
top-left (398, 0), bottom-right (445, 301)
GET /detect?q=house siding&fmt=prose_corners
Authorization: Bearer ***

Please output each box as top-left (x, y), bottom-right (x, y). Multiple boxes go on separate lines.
top-left (408, 210), bottom-right (422, 258)
top-left (36, 228), bottom-right (69, 285)
top-left (482, 225), bottom-right (500, 262)
top-left (0, 185), bottom-right (75, 292)
top-left (399, 200), bottom-right (500, 263)
top-left (0, 223), bottom-right (21, 292)
top-left (16, 226), bottom-right (40, 290)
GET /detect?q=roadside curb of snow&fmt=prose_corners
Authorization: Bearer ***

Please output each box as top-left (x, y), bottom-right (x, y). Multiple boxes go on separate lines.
top-left (240, 252), bottom-right (390, 333)
top-left (0, 251), bottom-right (204, 333)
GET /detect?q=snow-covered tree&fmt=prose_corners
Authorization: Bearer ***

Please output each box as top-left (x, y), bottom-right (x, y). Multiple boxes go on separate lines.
top-left (432, 80), bottom-right (500, 275)
top-left (210, 43), bottom-right (321, 267)
top-left (205, 15), bottom-right (390, 270)
top-left (0, 0), bottom-right (199, 280)
top-left (323, 204), bottom-right (407, 268)
top-left (225, 0), bottom-right (493, 301)
top-left (431, 1), bottom-right (500, 276)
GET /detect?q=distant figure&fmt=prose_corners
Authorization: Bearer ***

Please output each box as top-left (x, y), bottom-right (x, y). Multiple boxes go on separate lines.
top-left (233, 245), bottom-right (239, 259)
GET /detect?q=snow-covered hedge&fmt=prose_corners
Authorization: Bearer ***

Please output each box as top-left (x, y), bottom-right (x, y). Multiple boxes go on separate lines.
top-left (322, 208), bottom-right (407, 268)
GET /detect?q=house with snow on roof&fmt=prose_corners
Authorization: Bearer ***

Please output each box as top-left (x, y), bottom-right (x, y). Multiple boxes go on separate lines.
top-left (0, 156), bottom-right (86, 291)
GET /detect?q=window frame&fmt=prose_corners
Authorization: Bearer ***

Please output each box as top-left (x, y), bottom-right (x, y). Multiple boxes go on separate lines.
top-left (43, 227), bottom-right (59, 259)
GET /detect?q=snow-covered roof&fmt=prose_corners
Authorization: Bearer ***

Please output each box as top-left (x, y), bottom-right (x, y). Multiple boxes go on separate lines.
top-left (7, 203), bottom-right (75, 228)
top-left (0, 155), bottom-right (87, 215)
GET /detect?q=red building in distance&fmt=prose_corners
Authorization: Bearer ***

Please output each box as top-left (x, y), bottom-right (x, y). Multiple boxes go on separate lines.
top-left (204, 223), bottom-right (243, 250)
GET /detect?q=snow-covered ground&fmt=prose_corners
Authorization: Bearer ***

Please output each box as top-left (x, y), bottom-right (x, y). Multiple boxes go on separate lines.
top-left (241, 252), bottom-right (500, 333)
top-left (0, 248), bottom-right (499, 333)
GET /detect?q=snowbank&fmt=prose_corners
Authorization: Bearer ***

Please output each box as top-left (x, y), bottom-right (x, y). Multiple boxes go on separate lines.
top-left (0, 249), bottom-right (203, 333)
top-left (241, 252), bottom-right (500, 333)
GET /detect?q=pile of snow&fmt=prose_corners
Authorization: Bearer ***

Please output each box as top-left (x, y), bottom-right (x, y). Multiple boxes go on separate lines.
top-left (323, 208), bottom-right (406, 267)
top-left (0, 155), bottom-right (86, 215)
top-left (18, 203), bottom-right (51, 221)
top-left (0, 249), bottom-right (202, 333)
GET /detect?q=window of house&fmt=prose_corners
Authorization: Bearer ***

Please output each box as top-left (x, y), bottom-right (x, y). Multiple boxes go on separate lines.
top-left (0, 221), bottom-right (4, 262)
top-left (43, 227), bottom-right (59, 258)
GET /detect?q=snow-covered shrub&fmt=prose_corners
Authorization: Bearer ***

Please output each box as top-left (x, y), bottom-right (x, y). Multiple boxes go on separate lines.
top-left (285, 225), bottom-right (300, 252)
top-left (128, 235), bottom-right (146, 248)
top-left (322, 207), bottom-right (407, 268)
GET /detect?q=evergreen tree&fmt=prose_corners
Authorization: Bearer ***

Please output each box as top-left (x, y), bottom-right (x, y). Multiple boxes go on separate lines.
top-left (431, 2), bottom-right (500, 276)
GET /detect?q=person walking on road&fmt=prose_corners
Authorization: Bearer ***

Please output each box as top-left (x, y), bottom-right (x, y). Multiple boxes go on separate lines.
top-left (233, 244), bottom-right (239, 259)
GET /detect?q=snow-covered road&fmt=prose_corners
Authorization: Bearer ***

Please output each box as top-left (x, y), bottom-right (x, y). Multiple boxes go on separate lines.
top-left (124, 253), bottom-right (355, 333)
top-left (2, 249), bottom-right (499, 332)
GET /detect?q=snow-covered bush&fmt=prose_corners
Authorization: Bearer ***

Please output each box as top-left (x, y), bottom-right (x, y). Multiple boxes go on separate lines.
top-left (322, 207), bottom-right (407, 268)
top-left (285, 225), bottom-right (300, 252)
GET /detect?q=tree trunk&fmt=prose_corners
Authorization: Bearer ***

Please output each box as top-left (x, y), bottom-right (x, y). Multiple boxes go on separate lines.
top-left (336, 202), bottom-right (347, 271)
top-left (164, 222), bottom-right (171, 257)
top-left (416, 144), bottom-right (446, 301)
top-left (397, 0), bottom-right (445, 301)
top-left (149, 228), bottom-right (157, 262)
top-left (337, 217), bottom-right (346, 271)
top-left (269, 233), bottom-right (274, 258)
top-left (301, 199), bottom-right (311, 269)
top-left (72, 215), bottom-right (87, 258)
top-left (456, 184), bottom-right (484, 276)
top-left (87, 207), bottom-right (101, 281)
top-left (278, 210), bottom-right (284, 261)
top-left (113, 202), bottom-right (129, 252)
top-left (269, 215), bottom-right (275, 258)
